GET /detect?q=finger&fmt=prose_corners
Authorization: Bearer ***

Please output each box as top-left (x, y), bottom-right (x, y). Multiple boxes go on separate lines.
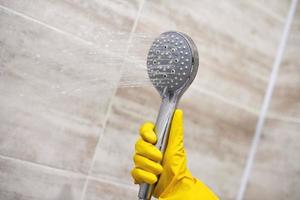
top-left (131, 168), bottom-right (157, 184)
top-left (140, 122), bottom-right (155, 136)
top-left (168, 109), bottom-right (184, 149)
top-left (134, 154), bottom-right (163, 175)
top-left (135, 139), bottom-right (162, 162)
top-left (140, 129), bottom-right (157, 144)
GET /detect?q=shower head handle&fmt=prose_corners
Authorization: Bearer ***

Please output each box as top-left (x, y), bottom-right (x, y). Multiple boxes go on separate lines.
top-left (138, 31), bottom-right (199, 200)
top-left (138, 96), bottom-right (177, 200)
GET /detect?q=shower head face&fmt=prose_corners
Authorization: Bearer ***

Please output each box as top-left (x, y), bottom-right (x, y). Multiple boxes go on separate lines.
top-left (147, 31), bottom-right (198, 97)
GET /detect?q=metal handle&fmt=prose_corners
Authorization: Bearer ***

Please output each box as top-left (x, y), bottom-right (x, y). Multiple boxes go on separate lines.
top-left (138, 96), bottom-right (178, 200)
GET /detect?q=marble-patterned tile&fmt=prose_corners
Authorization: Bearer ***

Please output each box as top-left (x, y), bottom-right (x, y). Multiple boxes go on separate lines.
top-left (181, 89), bottom-right (257, 199)
top-left (0, 0), bottom-right (141, 50)
top-left (84, 179), bottom-right (137, 200)
top-left (244, 119), bottom-right (300, 200)
top-left (268, 7), bottom-right (300, 119)
top-left (91, 86), bottom-right (159, 184)
top-left (244, 9), bottom-right (300, 199)
top-left (0, 155), bottom-right (85, 200)
top-left (91, 85), bottom-right (258, 199)
top-left (0, 8), bottom-right (122, 173)
top-left (124, 0), bottom-right (288, 111)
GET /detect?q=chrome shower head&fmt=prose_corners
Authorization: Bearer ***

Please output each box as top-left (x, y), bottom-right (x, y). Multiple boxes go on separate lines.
top-left (138, 31), bottom-right (199, 200)
top-left (147, 31), bottom-right (199, 98)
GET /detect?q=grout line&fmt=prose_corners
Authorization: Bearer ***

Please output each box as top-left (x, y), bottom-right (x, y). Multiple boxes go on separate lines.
top-left (0, 154), bottom-right (136, 191)
top-left (0, 5), bottom-right (93, 46)
top-left (236, 0), bottom-right (298, 200)
top-left (267, 113), bottom-right (300, 124)
top-left (88, 176), bottom-right (137, 191)
top-left (0, 154), bottom-right (86, 178)
top-left (249, 1), bottom-right (286, 23)
top-left (79, 1), bottom-right (146, 200)
top-left (192, 86), bottom-right (260, 116)
top-left (193, 86), bottom-right (300, 124)
top-left (0, 4), bottom-right (139, 65)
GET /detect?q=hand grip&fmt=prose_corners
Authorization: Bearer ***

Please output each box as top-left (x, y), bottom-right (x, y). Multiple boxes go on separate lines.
top-left (138, 97), bottom-right (177, 200)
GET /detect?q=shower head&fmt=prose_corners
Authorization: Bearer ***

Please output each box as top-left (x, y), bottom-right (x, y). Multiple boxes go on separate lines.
top-left (138, 31), bottom-right (199, 200)
top-left (147, 31), bottom-right (199, 98)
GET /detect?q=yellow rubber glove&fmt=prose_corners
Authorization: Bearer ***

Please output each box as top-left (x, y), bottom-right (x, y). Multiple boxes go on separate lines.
top-left (131, 109), bottom-right (219, 200)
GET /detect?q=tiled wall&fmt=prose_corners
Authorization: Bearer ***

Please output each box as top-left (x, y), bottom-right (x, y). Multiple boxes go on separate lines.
top-left (0, 0), bottom-right (299, 200)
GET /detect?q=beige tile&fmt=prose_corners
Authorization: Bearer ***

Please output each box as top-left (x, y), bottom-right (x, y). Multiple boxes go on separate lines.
top-left (91, 86), bottom-right (258, 199)
top-left (85, 179), bottom-right (137, 200)
top-left (0, 155), bottom-right (85, 200)
top-left (181, 90), bottom-right (257, 199)
top-left (123, 0), bottom-right (288, 111)
top-left (245, 10), bottom-right (300, 199)
top-left (0, 0), bottom-right (141, 50)
top-left (0, 9), bottom-right (122, 173)
top-left (91, 86), bottom-right (159, 183)
top-left (268, 7), bottom-right (300, 119)
top-left (244, 119), bottom-right (300, 200)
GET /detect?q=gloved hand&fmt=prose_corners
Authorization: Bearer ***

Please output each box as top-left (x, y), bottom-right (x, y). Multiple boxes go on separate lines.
top-left (131, 109), bottom-right (219, 200)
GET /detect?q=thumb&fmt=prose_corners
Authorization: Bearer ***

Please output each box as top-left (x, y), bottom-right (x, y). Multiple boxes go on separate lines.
top-left (167, 109), bottom-right (184, 151)
top-left (153, 109), bottom-right (186, 197)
